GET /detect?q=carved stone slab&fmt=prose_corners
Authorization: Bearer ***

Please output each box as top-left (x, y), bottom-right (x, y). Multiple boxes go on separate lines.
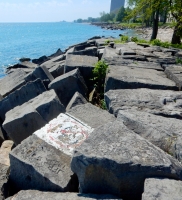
top-left (105, 65), bottom-right (177, 92)
top-left (10, 134), bottom-right (77, 192)
top-left (34, 113), bottom-right (93, 155)
top-left (142, 178), bottom-right (182, 200)
top-left (117, 109), bottom-right (182, 161)
top-left (71, 120), bottom-right (182, 200)
top-left (105, 88), bottom-right (182, 118)
top-left (6, 191), bottom-right (121, 200)
top-left (68, 103), bottom-right (115, 129)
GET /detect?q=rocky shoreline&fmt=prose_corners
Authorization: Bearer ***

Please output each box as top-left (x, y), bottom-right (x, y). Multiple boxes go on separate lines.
top-left (0, 36), bottom-right (182, 200)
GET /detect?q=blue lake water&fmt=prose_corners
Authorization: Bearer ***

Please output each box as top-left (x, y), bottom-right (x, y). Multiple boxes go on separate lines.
top-left (0, 22), bottom-right (134, 78)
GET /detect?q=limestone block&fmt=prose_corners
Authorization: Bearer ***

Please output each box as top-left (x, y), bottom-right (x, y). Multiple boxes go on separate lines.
top-left (3, 90), bottom-right (65, 145)
top-left (105, 88), bottom-right (182, 117)
top-left (64, 54), bottom-right (98, 86)
top-left (117, 109), bottom-right (182, 161)
top-left (66, 92), bottom-right (87, 111)
top-left (68, 103), bottom-right (115, 129)
top-left (49, 60), bottom-right (65, 78)
top-left (0, 69), bottom-right (26, 97)
top-left (0, 140), bottom-right (14, 166)
top-left (71, 120), bottom-right (182, 200)
top-left (6, 191), bottom-right (121, 200)
top-left (9, 113), bottom-right (93, 192)
top-left (49, 69), bottom-right (88, 107)
top-left (142, 178), bottom-right (182, 200)
top-left (0, 164), bottom-right (9, 200)
top-left (0, 79), bottom-right (46, 121)
top-left (165, 65), bottom-right (182, 90)
top-left (105, 65), bottom-right (177, 92)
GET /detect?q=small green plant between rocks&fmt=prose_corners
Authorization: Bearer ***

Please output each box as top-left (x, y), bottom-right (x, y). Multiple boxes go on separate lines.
top-left (90, 60), bottom-right (108, 109)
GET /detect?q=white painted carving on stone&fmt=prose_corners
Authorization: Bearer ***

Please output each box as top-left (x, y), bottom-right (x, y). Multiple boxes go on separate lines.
top-left (34, 113), bottom-right (93, 155)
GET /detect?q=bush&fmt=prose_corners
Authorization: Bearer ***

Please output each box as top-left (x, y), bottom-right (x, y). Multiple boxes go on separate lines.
top-left (120, 35), bottom-right (129, 43)
top-left (131, 37), bottom-right (138, 42)
top-left (151, 39), bottom-right (162, 46)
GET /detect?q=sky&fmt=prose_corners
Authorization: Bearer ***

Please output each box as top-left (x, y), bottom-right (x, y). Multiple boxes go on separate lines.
top-left (0, 0), bottom-right (112, 22)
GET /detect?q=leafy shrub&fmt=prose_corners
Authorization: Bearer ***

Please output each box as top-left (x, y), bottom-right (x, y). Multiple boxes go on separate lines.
top-left (151, 39), bottom-right (162, 46)
top-left (176, 58), bottom-right (182, 64)
top-left (131, 37), bottom-right (138, 42)
top-left (105, 40), bottom-right (110, 45)
top-left (120, 35), bottom-right (129, 43)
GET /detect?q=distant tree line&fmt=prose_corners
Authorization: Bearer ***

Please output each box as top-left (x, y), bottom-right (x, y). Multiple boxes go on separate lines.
top-left (74, 0), bottom-right (182, 44)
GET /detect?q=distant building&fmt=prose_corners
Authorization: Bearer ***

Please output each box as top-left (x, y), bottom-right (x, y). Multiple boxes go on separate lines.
top-left (110, 0), bottom-right (125, 13)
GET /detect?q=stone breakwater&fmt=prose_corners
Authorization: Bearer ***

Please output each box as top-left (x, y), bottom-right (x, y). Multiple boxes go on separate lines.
top-left (0, 36), bottom-right (182, 200)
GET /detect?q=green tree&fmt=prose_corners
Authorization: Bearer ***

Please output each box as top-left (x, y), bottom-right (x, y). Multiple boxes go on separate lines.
top-left (115, 6), bottom-right (127, 22)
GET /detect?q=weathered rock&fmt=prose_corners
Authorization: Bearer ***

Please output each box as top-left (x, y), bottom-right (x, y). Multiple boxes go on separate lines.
top-left (142, 178), bottom-right (182, 200)
top-left (68, 103), bottom-right (115, 128)
top-left (64, 54), bottom-right (98, 86)
top-left (0, 79), bottom-right (46, 121)
top-left (9, 113), bottom-right (93, 192)
top-left (0, 164), bottom-right (9, 200)
top-left (32, 55), bottom-right (49, 65)
top-left (165, 65), bottom-right (182, 90)
top-left (147, 57), bottom-right (176, 65)
top-left (25, 66), bottom-right (54, 88)
top-left (0, 140), bottom-right (14, 166)
top-left (49, 60), bottom-right (65, 78)
top-left (105, 65), bottom-right (177, 92)
top-left (3, 90), bottom-right (65, 145)
top-left (71, 120), bottom-right (182, 200)
top-left (102, 46), bottom-right (118, 59)
top-left (105, 88), bottom-right (182, 117)
top-left (66, 92), bottom-right (87, 111)
top-left (68, 47), bottom-right (97, 57)
top-left (41, 55), bottom-right (66, 70)
top-left (176, 51), bottom-right (182, 58)
top-left (48, 48), bottom-right (63, 59)
top-left (117, 109), bottom-right (182, 161)
top-left (0, 69), bottom-right (26, 97)
top-left (6, 191), bottom-right (121, 200)
top-left (49, 69), bottom-right (88, 107)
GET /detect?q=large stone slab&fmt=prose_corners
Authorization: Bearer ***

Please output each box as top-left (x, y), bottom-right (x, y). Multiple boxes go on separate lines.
top-left (105, 88), bottom-right (182, 118)
top-left (68, 47), bottom-right (98, 57)
top-left (9, 113), bottom-right (93, 192)
top-left (0, 69), bottom-right (26, 97)
top-left (68, 103), bottom-right (115, 128)
top-left (105, 65), bottom-right (177, 92)
top-left (0, 140), bottom-right (13, 166)
top-left (49, 69), bottom-right (88, 107)
top-left (64, 54), bottom-right (98, 86)
top-left (142, 178), bottom-right (182, 200)
top-left (165, 65), bottom-right (182, 90)
top-left (0, 164), bottom-right (9, 200)
top-left (3, 90), bottom-right (65, 145)
top-left (71, 120), bottom-right (182, 200)
top-left (66, 92), bottom-right (87, 111)
top-left (117, 109), bottom-right (182, 161)
top-left (49, 60), bottom-right (65, 78)
top-left (6, 191), bottom-right (121, 200)
top-left (0, 79), bottom-right (46, 121)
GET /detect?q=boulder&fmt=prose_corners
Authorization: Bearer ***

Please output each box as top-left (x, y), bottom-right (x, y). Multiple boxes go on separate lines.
top-left (68, 47), bottom-right (97, 57)
top-left (41, 55), bottom-right (66, 70)
top-left (6, 191), bottom-right (121, 200)
top-left (9, 113), bottom-right (93, 192)
top-left (48, 48), bottom-right (63, 59)
top-left (147, 57), bottom-right (176, 65)
top-left (49, 60), bottom-right (65, 78)
top-left (68, 103), bottom-right (115, 129)
top-left (49, 69), bottom-right (88, 107)
top-left (117, 109), bottom-right (182, 161)
top-left (165, 65), bottom-right (182, 90)
top-left (32, 55), bottom-right (49, 65)
top-left (0, 164), bottom-right (9, 200)
top-left (105, 65), bottom-right (177, 92)
top-left (0, 140), bottom-right (14, 166)
top-left (71, 120), bottom-right (182, 200)
top-left (142, 178), bottom-right (182, 200)
top-left (64, 54), bottom-right (98, 86)
top-left (3, 90), bottom-right (65, 145)
top-left (0, 69), bottom-right (26, 97)
top-left (25, 66), bottom-right (54, 88)
top-left (105, 88), bottom-right (182, 117)
top-left (66, 92), bottom-right (87, 111)
top-left (0, 79), bottom-right (46, 121)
